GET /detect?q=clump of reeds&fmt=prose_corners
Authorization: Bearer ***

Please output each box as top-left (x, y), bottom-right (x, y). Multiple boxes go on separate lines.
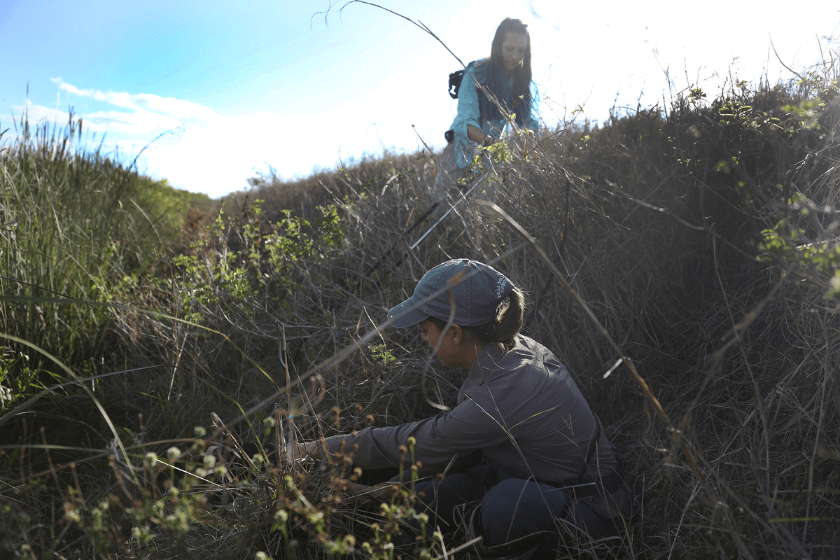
top-left (0, 112), bottom-right (213, 379)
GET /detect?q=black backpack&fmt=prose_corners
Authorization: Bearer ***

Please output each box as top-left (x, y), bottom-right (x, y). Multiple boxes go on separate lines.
top-left (445, 69), bottom-right (467, 143)
top-left (445, 62), bottom-right (486, 143)
top-left (448, 69), bottom-right (465, 99)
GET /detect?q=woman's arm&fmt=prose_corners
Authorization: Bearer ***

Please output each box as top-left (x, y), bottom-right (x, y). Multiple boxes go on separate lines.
top-left (453, 65), bottom-right (483, 141)
top-left (316, 396), bottom-right (511, 472)
top-left (468, 124), bottom-right (496, 146)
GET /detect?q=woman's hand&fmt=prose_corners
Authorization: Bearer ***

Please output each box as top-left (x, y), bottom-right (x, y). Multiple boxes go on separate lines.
top-left (278, 440), bottom-right (321, 463)
top-left (337, 480), bottom-right (401, 504)
top-left (467, 124), bottom-right (496, 147)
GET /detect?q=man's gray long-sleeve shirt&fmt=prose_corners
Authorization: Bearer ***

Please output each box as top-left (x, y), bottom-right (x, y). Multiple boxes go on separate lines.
top-left (325, 335), bottom-right (618, 487)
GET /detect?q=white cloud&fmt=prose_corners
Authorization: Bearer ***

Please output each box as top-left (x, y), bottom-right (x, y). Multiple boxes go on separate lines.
top-left (12, 87), bottom-right (356, 197)
top-left (140, 110), bottom-right (360, 196)
top-left (11, 80), bottom-right (290, 197)
top-left (35, 78), bottom-right (397, 197)
top-left (12, 100), bottom-right (90, 129)
top-left (9, 80), bottom-right (378, 197)
top-left (51, 78), bottom-right (218, 122)
top-left (83, 108), bottom-right (183, 136)
top-left (133, 93), bottom-right (218, 121)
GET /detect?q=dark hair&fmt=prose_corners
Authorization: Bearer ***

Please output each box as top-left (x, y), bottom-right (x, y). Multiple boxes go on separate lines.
top-left (488, 18), bottom-right (532, 115)
top-left (428, 287), bottom-right (525, 352)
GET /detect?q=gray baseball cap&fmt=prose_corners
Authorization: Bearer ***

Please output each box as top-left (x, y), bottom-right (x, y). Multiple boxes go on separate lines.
top-left (387, 259), bottom-right (514, 328)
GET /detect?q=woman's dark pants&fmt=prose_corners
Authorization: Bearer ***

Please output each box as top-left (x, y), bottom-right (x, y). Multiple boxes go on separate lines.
top-left (412, 463), bottom-right (615, 550)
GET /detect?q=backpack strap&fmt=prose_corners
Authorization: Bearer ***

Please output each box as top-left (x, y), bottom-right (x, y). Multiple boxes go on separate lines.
top-left (444, 60), bottom-right (489, 143)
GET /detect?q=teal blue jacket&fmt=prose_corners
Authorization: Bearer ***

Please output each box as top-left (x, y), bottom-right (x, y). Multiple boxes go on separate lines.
top-left (450, 58), bottom-right (540, 169)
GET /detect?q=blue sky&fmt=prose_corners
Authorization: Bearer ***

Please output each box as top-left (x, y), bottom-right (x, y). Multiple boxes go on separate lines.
top-left (1, 0), bottom-right (838, 197)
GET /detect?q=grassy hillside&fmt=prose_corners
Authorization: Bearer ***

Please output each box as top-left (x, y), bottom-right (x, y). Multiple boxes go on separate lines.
top-left (1, 62), bottom-right (839, 559)
top-left (0, 114), bottom-right (214, 376)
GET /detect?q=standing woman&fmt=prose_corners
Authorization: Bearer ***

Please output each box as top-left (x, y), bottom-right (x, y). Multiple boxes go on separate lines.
top-left (433, 18), bottom-right (540, 199)
top-left (297, 259), bottom-right (634, 557)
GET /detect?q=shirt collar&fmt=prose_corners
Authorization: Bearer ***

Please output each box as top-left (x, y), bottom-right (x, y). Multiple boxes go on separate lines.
top-left (458, 341), bottom-right (512, 402)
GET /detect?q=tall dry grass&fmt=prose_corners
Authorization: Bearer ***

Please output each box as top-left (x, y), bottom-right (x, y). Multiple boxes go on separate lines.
top-left (219, 63), bottom-right (840, 557)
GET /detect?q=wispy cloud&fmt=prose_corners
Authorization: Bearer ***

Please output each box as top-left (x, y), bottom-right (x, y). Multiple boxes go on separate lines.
top-left (82, 108), bottom-right (183, 136)
top-left (5, 79), bottom-right (382, 197)
top-left (12, 100), bottom-right (91, 130)
top-left (51, 78), bottom-right (217, 122)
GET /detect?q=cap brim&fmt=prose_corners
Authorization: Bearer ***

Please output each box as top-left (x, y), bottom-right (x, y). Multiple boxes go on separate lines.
top-left (387, 298), bottom-right (428, 328)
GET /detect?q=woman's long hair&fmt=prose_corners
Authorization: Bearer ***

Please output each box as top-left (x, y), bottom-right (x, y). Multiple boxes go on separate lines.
top-left (486, 18), bottom-right (532, 123)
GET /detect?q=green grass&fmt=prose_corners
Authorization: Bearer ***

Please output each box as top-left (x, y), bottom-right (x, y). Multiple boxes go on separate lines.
top-left (0, 112), bottom-right (213, 410)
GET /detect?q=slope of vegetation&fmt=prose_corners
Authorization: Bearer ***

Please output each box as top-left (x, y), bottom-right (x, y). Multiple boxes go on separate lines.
top-left (1, 59), bottom-right (839, 559)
